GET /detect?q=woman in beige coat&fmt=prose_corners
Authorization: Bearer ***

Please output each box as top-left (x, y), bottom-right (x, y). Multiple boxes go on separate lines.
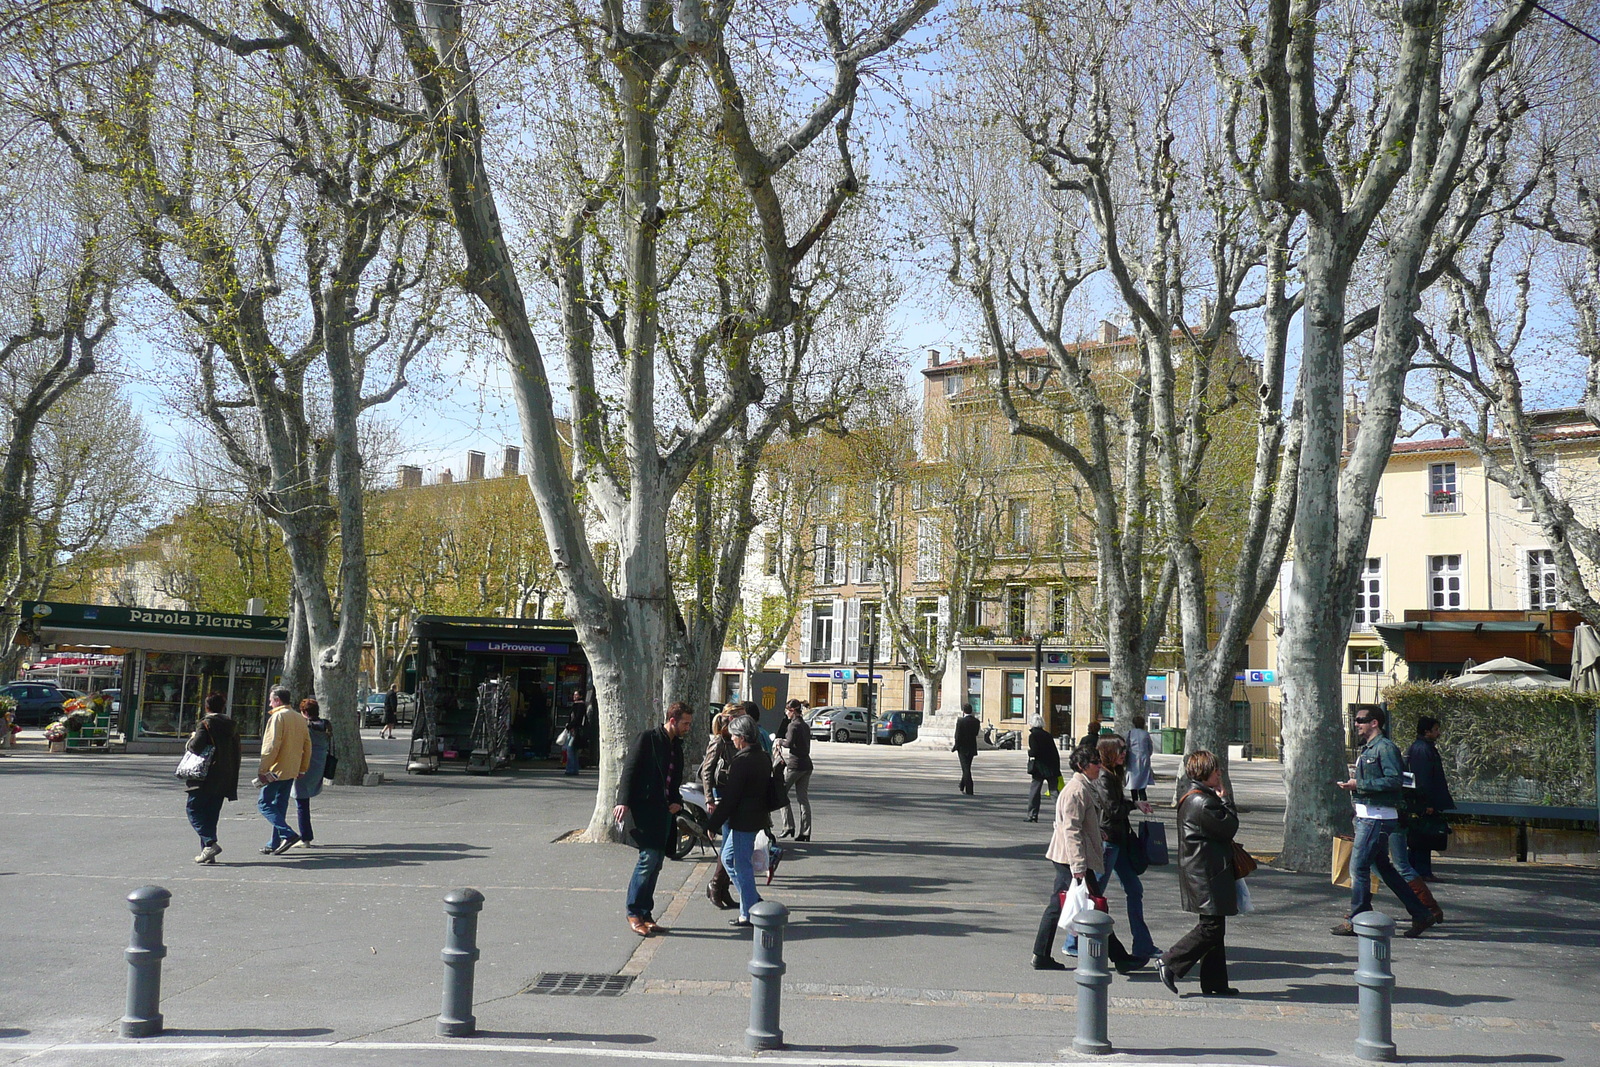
top-left (1031, 740), bottom-right (1137, 971)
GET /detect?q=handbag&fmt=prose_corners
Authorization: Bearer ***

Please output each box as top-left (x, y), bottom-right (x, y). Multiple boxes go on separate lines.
top-left (1231, 841), bottom-right (1258, 879)
top-left (1125, 831), bottom-right (1150, 876)
top-left (1056, 879), bottom-right (1110, 931)
top-left (175, 745), bottom-right (214, 781)
top-left (323, 748), bottom-right (338, 780)
top-left (1138, 820), bottom-right (1169, 866)
top-left (1027, 755), bottom-right (1038, 776)
top-left (764, 763), bottom-right (790, 811)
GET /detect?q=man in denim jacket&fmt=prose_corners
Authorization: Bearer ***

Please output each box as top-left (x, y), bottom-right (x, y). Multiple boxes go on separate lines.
top-left (1332, 705), bottom-right (1434, 938)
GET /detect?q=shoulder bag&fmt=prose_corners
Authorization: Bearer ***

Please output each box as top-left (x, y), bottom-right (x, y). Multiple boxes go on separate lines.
top-left (175, 745), bottom-right (214, 781)
top-left (323, 746), bottom-right (338, 780)
top-left (764, 762), bottom-right (790, 811)
top-left (1231, 840), bottom-right (1258, 879)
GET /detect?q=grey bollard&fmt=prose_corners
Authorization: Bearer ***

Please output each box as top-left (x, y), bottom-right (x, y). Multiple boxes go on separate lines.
top-left (1353, 910), bottom-right (1397, 1062)
top-left (121, 886), bottom-right (171, 1038)
top-left (746, 900), bottom-right (788, 1051)
top-left (1069, 909), bottom-right (1114, 1056)
top-left (438, 888), bottom-right (485, 1038)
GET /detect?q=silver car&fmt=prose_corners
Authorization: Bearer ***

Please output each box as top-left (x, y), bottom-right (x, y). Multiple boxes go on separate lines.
top-left (811, 706), bottom-right (871, 743)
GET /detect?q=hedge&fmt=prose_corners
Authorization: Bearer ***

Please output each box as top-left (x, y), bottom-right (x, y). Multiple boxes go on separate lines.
top-left (1383, 683), bottom-right (1598, 809)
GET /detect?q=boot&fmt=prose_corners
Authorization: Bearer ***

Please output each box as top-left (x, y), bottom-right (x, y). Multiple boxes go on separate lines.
top-left (709, 862), bottom-right (736, 909)
top-left (1408, 878), bottom-right (1444, 923)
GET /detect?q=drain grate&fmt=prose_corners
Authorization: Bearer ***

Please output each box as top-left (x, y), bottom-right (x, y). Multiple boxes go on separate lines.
top-left (521, 972), bottom-right (634, 997)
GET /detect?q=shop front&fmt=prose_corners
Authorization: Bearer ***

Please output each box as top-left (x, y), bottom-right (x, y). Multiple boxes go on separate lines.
top-left (407, 615), bottom-right (590, 774)
top-left (18, 601), bottom-right (287, 748)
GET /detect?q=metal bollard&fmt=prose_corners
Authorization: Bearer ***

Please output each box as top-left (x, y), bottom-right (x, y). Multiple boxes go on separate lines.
top-left (1353, 910), bottom-right (1397, 1062)
top-left (1069, 909), bottom-right (1114, 1056)
top-left (121, 886), bottom-right (171, 1038)
top-left (745, 900), bottom-right (787, 1051)
top-left (438, 888), bottom-right (484, 1038)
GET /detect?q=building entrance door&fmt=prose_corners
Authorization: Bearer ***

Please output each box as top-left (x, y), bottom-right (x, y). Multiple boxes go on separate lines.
top-left (1047, 686), bottom-right (1072, 737)
top-left (809, 681), bottom-right (829, 708)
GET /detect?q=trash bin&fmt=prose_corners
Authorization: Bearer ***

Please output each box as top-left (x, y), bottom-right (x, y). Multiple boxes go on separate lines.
top-left (1172, 727), bottom-right (1187, 754)
top-left (1159, 727), bottom-right (1177, 754)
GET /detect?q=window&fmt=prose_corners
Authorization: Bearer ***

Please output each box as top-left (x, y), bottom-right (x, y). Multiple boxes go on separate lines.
top-left (810, 600), bottom-right (834, 662)
top-left (1352, 557), bottom-right (1382, 631)
top-left (966, 670), bottom-right (984, 717)
top-left (944, 374), bottom-right (963, 397)
top-left (1004, 671), bottom-right (1026, 719)
top-left (1428, 462), bottom-right (1458, 513)
top-left (763, 533), bottom-right (779, 577)
top-left (916, 599), bottom-right (940, 648)
top-left (1095, 675), bottom-right (1114, 721)
top-left (815, 524), bottom-right (843, 584)
top-left (915, 518), bottom-right (940, 580)
top-left (1349, 647), bottom-right (1384, 674)
top-left (1008, 499), bottom-right (1032, 550)
top-left (1527, 549), bottom-right (1559, 609)
top-left (1428, 554), bottom-right (1464, 609)
top-left (1006, 587), bottom-right (1028, 636)
top-left (1050, 588), bottom-right (1071, 634)
top-left (965, 596), bottom-right (984, 630)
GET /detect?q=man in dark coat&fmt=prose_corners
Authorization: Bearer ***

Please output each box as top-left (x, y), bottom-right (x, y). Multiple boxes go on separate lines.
top-left (1405, 715), bottom-right (1454, 880)
top-left (613, 701), bottom-right (695, 936)
top-left (953, 703), bottom-right (980, 795)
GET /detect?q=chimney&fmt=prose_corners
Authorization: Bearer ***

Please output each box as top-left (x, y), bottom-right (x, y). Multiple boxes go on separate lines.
top-left (466, 450), bottom-right (485, 481)
top-left (398, 465), bottom-right (422, 489)
top-left (928, 348), bottom-right (942, 367)
top-left (502, 445), bottom-right (520, 477)
top-left (439, 468), bottom-right (453, 485)
top-left (1098, 320), bottom-right (1118, 344)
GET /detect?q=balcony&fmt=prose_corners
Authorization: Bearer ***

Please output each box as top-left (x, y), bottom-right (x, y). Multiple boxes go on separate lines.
top-left (1427, 490), bottom-right (1458, 514)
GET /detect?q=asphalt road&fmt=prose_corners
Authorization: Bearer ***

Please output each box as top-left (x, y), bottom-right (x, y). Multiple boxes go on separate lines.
top-left (1, 734), bottom-right (1594, 1066)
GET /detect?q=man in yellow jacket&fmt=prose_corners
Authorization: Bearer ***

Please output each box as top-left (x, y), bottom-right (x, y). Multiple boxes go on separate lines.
top-left (256, 686), bottom-right (311, 854)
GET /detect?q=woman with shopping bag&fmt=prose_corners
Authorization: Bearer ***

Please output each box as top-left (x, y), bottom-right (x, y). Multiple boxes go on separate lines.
top-left (1030, 740), bottom-right (1139, 972)
top-left (1156, 749), bottom-right (1242, 997)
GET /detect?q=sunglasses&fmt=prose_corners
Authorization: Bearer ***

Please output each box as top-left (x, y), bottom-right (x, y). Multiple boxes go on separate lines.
top-left (1354, 717), bottom-right (1376, 725)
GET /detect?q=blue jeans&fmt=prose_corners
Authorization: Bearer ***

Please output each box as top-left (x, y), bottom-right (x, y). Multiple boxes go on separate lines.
top-left (186, 792), bottom-right (224, 847)
top-left (1388, 822), bottom-right (1418, 881)
top-left (1064, 844), bottom-right (1158, 958)
top-left (257, 778), bottom-right (295, 847)
top-left (626, 847), bottom-right (665, 920)
top-left (721, 829), bottom-right (762, 919)
top-left (1350, 816), bottom-right (1428, 922)
top-left (564, 740), bottom-right (580, 775)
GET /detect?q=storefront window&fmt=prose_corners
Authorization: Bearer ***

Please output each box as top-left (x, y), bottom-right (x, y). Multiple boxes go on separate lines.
top-left (140, 652), bottom-right (188, 736)
top-left (231, 657), bottom-right (274, 738)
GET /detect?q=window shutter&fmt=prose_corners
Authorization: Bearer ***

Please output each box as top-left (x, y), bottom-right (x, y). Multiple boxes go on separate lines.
top-left (844, 597), bottom-right (861, 661)
top-left (1515, 547), bottom-right (1529, 610)
top-left (831, 597), bottom-right (848, 661)
top-left (877, 604), bottom-right (892, 660)
top-left (799, 602), bottom-right (813, 662)
top-left (937, 594), bottom-right (951, 646)
top-left (849, 523), bottom-right (862, 584)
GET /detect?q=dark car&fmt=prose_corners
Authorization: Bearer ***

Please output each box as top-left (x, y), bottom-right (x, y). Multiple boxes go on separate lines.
top-left (874, 710), bottom-right (923, 745)
top-left (2, 682), bottom-right (67, 727)
top-left (364, 691), bottom-right (417, 727)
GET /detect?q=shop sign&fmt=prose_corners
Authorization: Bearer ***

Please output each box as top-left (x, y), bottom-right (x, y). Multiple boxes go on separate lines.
top-left (830, 668), bottom-right (856, 682)
top-left (465, 639), bottom-right (570, 654)
top-left (24, 601), bottom-right (287, 639)
top-left (1145, 674), bottom-right (1168, 702)
top-left (1234, 669), bottom-right (1278, 685)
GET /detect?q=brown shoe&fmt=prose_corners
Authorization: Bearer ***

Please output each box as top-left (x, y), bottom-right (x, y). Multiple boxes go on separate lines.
top-left (628, 916), bottom-right (650, 937)
top-left (1402, 914), bottom-right (1436, 938)
top-left (1330, 920), bottom-right (1357, 936)
top-left (642, 921), bottom-right (668, 936)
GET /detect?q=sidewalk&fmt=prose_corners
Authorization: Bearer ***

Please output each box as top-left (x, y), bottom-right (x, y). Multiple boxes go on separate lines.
top-left (0, 737), bottom-right (1594, 1066)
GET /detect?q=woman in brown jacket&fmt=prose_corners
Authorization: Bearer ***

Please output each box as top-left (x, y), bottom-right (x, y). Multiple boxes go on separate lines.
top-left (1157, 749), bottom-right (1240, 997)
top-left (701, 712), bottom-right (738, 909)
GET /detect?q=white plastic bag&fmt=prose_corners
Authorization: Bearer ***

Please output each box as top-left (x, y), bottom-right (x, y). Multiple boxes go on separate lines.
top-left (1236, 877), bottom-right (1254, 914)
top-left (1056, 879), bottom-right (1094, 931)
top-left (750, 833), bottom-right (771, 874)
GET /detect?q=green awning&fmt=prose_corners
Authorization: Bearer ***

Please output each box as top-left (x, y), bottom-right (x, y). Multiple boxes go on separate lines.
top-left (1374, 620), bottom-right (1545, 658)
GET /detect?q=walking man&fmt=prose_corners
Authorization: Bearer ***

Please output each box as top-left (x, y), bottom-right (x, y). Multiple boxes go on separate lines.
top-left (381, 684), bottom-right (398, 739)
top-left (953, 703), bottom-right (980, 795)
top-left (1406, 715), bottom-right (1455, 881)
top-left (1333, 705), bottom-right (1435, 938)
top-left (256, 686), bottom-right (311, 855)
top-left (614, 701), bottom-right (694, 937)
top-left (776, 699), bottom-right (813, 840)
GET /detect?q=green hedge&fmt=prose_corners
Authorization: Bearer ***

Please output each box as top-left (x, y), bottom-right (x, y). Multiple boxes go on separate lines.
top-left (1384, 683), bottom-right (1598, 809)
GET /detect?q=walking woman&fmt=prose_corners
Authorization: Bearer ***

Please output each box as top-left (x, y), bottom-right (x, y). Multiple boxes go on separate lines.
top-left (1157, 749), bottom-right (1240, 997)
top-left (1093, 734), bottom-right (1160, 962)
top-left (1125, 714), bottom-right (1155, 802)
top-left (701, 711), bottom-right (738, 909)
top-left (706, 714), bottom-right (767, 928)
top-left (292, 698), bottom-right (330, 847)
top-left (1026, 715), bottom-right (1061, 822)
top-left (186, 693), bottom-right (242, 863)
top-left (1030, 741), bottom-right (1137, 971)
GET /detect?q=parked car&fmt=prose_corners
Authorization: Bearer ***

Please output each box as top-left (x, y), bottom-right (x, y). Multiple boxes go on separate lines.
top-left (364, 691), bottom-right (417, 727)
top-left (873, 710), bottom-right (922, 745)
top-left (56, 688), bottom-right (87, 702)
top-left (811, 705), bottom-right (871, 743)
top-left (1, 682), bottom-right (66, 727)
